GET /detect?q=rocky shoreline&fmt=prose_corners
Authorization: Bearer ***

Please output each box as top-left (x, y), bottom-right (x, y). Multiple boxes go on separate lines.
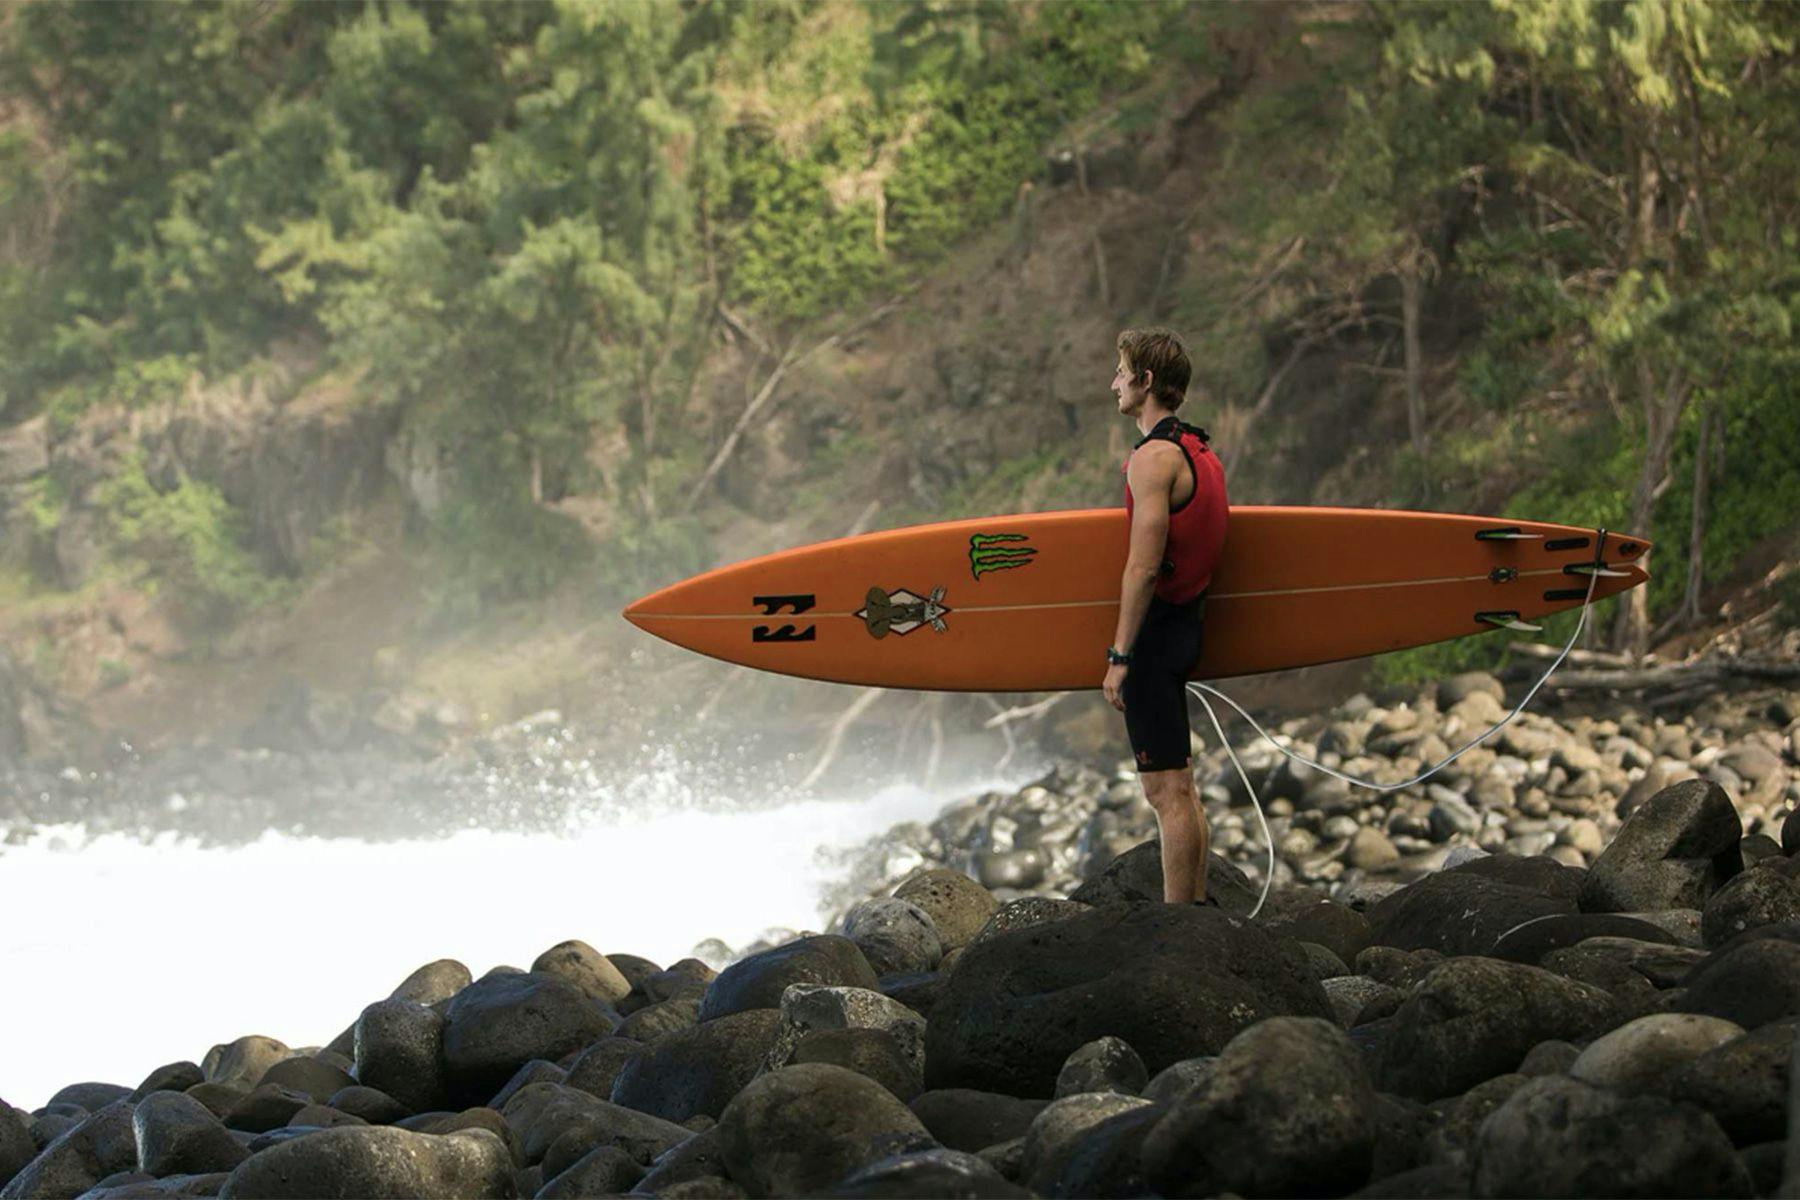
top-left (5, 674), bottom-right (1800, 1199)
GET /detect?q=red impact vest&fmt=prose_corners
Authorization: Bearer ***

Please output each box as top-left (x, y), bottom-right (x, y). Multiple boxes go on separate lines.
top-left (1122, 417), bottom-right (1228, 604)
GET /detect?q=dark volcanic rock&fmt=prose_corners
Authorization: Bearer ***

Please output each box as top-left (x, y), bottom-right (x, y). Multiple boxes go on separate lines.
top-left (221, 1086), bottom-right (313, 1135)
top-left (352, 998), bottom-right (446, 1115)
top-left (531, 940), bottom-right (632, 1007)
top-left (620, 993), bottom-right (703, 1042)
top-left (497, 1081), bottom-right (688, 1167)
top-left (1701, 869), bottom-right (1800, 949)
top-left (1666, 1021), bottom-right (1797, 1146)
top-left (1375, 958), bottom-right (1618, 1101)
top-left (204, 1038), bottom-right (289, 1093)
top-left (0, 1104), bottom-right (34, 1190)
top-left (537, 1145), bottom-right (644, 1198)
top-left (1141, 1016), bottom-right (1376, 1199)
top-left (907, 1090), bottom-right (1049, 1154)
top-left (1580, 779), bottom-right (1744, 913)
top-left (256, 1059), bottom-right (355, 1105)
top-left (893, 870), bottom-right (1000, 950)
top-left (1053, 1036), bottom-right (1148, 1098)
top-left (1068, 840), bottom-right (1257, 913)
top-left (610, 1008), bottom-right (783, 1123)
top-left (46, 1083), bottom-right (130, 1113)
top-left (1676, 938), bottom-right (1800, 1028)
top-left (697, 936), bottom-right (878, 1023)
top-left (1488, 913), bottom-right (1677, 965)
top-left (133, 1091), bottom-right (250, 1177)
top-left (214, 1126), bottom-right (513, 1198)
top-left (128, 1064), bottom-right (206, 1104)
top-left (1366, 869), bottom-right (1574, 957)
top-left (791, 1028), bottom-right (923, 1103)
top-left (841, 898), bottom-right (944, 976)
top-left (322, 1086), bottom-right (410, 1126)
top-left (388, 958), bottom-right (473, 1006)
top-left (1469, 1075), bottom-right (1752, 1198)
top-left (441, 971), bottom-right (619, 1105)
top-left (563, 1038), bottom-right (642, 1102)
top-left (0, 1100), bottom-right (135, 1200)
top-left (1262, 900), bottom-right (1373, 968)
top-left (823, 1147), bottom-right (1028, 1198)
top-left (926, 901), bottom-right (1331, 1098)
top-left (1019, 1093), bottom-right (1150, 1195)
top-left (716, 1063), bottom-right (935, 1198)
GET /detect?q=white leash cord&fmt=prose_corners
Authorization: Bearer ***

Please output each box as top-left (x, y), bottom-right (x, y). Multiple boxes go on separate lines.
top-left (1186, 565), bottom-right (1602, 919)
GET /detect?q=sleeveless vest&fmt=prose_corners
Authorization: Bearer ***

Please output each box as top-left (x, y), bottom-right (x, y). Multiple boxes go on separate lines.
top-left (1122, 416), bottom-right (1228, 604)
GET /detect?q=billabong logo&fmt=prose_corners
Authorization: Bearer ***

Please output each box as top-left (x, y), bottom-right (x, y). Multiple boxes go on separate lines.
top-left (856, 586), bottom-right (950, 639)
top-left (969, 533), bottom-right (1036, 580)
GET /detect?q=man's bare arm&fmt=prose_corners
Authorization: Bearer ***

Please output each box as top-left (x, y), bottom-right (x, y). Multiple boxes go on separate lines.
top-left (1111, 444), bottom-right (1178, 655)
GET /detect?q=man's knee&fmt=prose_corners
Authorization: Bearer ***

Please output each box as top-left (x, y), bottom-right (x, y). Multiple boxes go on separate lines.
top-left (1140, 768), bottom-right (1197, 814)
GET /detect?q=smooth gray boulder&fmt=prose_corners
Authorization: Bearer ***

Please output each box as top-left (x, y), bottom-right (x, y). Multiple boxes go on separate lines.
top-left (1019, 1092), bottom-right (1150, 1196)
top-left (352, 998), bottom-right (446, 1115)
top-left (716, 1064), bottom-right (935, 1198)
top-left (610, 1008), bottom-right (783, 1123)
top-left (1053, 1036), bottom-right (1147, 1098)
top-left (841, 899), bottom-right (944, 976)
top-left (441, 971), bottom-right (619, 1105)
top-left (1566, 1014), bottom-right (1745, 1093)
top-left (763, 985), bottom-right (926, 1076)
top-left (1580, 779), bottom-right (1744, 913)
top-left (132, 1091), bottom-right (250, 1178)
top-left (531, 940), bottom-right (632, 1006)
top-left (215, 1126), bottom-right (513, 1198)
top-left (906, 1090), bottom-right (1048, 1155)
top-left (0, 1100), bottom-right (135, 1200)
top-left (698, 937), bottom-right (879, 1023)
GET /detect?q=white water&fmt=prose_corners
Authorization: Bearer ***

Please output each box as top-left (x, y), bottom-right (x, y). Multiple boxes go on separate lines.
top-left (0, 777), bottom-right (993, 1112)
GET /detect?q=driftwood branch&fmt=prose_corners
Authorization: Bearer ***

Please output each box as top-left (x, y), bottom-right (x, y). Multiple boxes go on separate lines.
top-left (1541, 658), bottom-right (1800, 692)
top-left (1508, 643), bottom-right (1651, 670)
top-left (798, 688), bottom-right (884, 790)
top-left (982, 692), bottom-right (1069, 729)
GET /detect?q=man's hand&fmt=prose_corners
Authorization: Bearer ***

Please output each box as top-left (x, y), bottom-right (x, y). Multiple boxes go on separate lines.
top-left (1103, 662), bottom-right (1128, 712)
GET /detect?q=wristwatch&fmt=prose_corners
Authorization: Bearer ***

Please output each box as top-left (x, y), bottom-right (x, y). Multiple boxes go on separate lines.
top-left (1106, 647), bottom-right (1132, 666)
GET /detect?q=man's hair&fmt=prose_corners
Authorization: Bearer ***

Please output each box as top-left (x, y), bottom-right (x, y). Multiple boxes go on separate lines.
top-left (1116, 327), bottom-right (1191, 411)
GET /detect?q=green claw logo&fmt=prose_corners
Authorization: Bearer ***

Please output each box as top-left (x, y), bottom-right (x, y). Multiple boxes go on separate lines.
top-left (969, 532), bottom-right (1036, 579)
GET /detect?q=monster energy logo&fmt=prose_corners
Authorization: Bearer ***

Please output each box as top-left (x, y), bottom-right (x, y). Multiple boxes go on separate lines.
top-left (969, 533), bottom-right (1036, 579)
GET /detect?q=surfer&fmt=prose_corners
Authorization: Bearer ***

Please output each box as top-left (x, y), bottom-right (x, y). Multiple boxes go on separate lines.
top-left (1102, 328), bottom-right (1229, 906)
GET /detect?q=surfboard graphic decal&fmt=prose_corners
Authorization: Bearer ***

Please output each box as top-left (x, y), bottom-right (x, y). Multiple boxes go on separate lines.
top-left (857, 586), bottom-right (950, 638)
top-left (969, 533), bottom-right (1036, 579)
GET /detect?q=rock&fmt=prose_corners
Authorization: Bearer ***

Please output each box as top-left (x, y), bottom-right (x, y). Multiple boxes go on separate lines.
top-left (214, 1126), bottom-right (513, 1198)
top-left (1516, 1040), bottom-right (1580, 1076)
top-left (257, 1059), bottom-right (355, 1105)
top-left (1348, 828), bottom-right (1401, 871)
top-left (1366, 870), bottom-right (1574, 958)
top-left (874, 972), bottom-right (944, 1021)
top-left (1323, 977), bottom-right (1402, 1029)
top-left (486, 1060), bottom-right (565, 1112)
top-left (698, 936), bottom-right (879, 1023)
top-left (1439, 673), bottom-right (1504, 708)
top-left (641, 958), bottom-right (717, 1004)
top-left (45, 1083), bottom-right (131, 1113)
top-left (0, 1100), bottom-right (135, 1200)
top-left (1141, 1059), bottom-right (1215, 1107)
top-left (841, 899), bottom-right (945, 977)
top-left (1667, 1021), bottom-right (1797, 1146)
top-left (823, 1146), bottom-right (1029, 1198)
top-left (285, 1106), bottom-right (364, 1130)
top-left (893, 870), bottom-right (998, 951)
top-left (619, 994), bottom-right (703, 1042)
top-left (1067, 840), bottom-right (1258, 913)
top-left (1676, 938), bottom-right (1800, 1028)
top-left (133, 1092), bottom-right (251, 1177)
top-left (963, 898), bottom-right (1094, 949)
top-left (204, 1038), bottom-right (289, 1092)
top-left (977, 849), bottom-right (1048, 890)
top-left (1353, 1162), bottom-right (1470, 1198)
top-left (1019, 1092), bottom-right (1151, 1195)
top-left (610, 1008), bottom-right (783, 1122)
top-left (1488, 913), bottom-right (1678, 965)
top-left (1540, 936), bottom-right (1707, 991)
top-left (498, 1082), bottom-right (687, 1166)
top-left (1424, 1073), bottom-right (1530, 1168)
top-left (906, 1091), bottom-right (1047, 1154)
top-left (388, 959), bottom-right (473, 1006)
top-left (1428, 793), bottom-right (1482, 841)
top-left (791, 1029), bottom-right (923, 1103)
top-left (1141, 1017), bottom-right (1376, 1198)
top-left (128, 1064), bottom-right (206, 1104)
top-left (221, 1086), bottom-right (313, 1134)
top-left (632, 1127), bottom-right (729, 1194)
top-left (1560, 818), bottom-right (1606, 857)
top-left (1468, 1075), bottom-right (1752, 1198)
top-left (536, 1145), bottom-right (644, 1198)
top-left (715, 1064), bottom-right (934, 1198)
top-left (0, 1104), bottom-right (34, 1190)
top-left (1580, 779), bottom-right (1743, 913)
top-left (1053, 1037), bottom-right (1147, 1098)
top-left (352, 999), bottom-right (446, 1115)
top-left (563, 1038), bottom-right (642, 1103)
top-left (1701, 869), bottom-right (1800, 948)
top-left (180, 1084), bottom-right (246, 1121)
top-left (1042, 1103), bottom-right (1160, 1199)
top-left (322, 1087), bottom-right (410, 1126)
top-left (441, 971), bottom-right (619, 1105)
top-left (1354, 946), bottom-right (1446, 991)
top-left (764, 985), bottom-right (926, 1076)
top-left (925, 902), bottom-right (1331, 1097)
top-left (1261, 900), bottom-right (1372, 968)
top-left (1375, 958), bottom-right (1617, 1101)
top-left (1566, 1013), bottom-right (1746, 1092)
top-left (531, 940), bottom-right (632, 1006)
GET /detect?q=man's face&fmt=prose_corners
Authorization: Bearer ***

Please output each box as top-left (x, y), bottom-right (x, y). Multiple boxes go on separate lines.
top-left (1113, 356), bottom-right (1148, 416)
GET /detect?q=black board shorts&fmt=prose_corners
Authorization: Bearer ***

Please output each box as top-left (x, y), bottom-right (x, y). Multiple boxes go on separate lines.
top-left (1122, 591), bottom-right (1206, 773)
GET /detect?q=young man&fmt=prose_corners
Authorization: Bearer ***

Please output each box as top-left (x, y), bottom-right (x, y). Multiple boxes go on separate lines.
top-left (1102, 328), bottom-right (1229, 905)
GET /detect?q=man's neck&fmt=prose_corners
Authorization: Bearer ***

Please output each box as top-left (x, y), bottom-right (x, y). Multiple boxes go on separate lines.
top-left (1135, 401), bottom-right (1178, 438)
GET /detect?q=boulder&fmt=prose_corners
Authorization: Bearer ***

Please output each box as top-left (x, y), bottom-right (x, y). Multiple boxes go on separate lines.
top-left (1375, 958), bottom-right (1617, 1101)
top-left (1468, 1075), bottom-right (1751, 1198)
top-left (1701, 869), bottom-right (1800, 949)
top-left (1667, 1021), bottom-right (1797, 1146)
top-left (1141, 1017), bottom-right (1376, 1198)
top-left (1488, 913), bottom-right (1678, 965)
top-left (893, 871), bottom-right (998, 951)
top-left (906, 1091), bottom-right (1048, 1154)
top-left (763, 985), bottom-right (926, 1077)
top-left (610, 1008), bottom-right (783, 1122)
top-left (0, 1100), bottom-right (135, 1200)
top-left (1068, 840), bottom-right (1258, 913)
top-left (698, 937), bottom-right (878, 1023)
top-left (351, 999), bottom-right (446, 1115)
top-left (1675, 938), bottom-right (1800, 1028)
top-left (1261, 900), bottom-right (1373, 968)
top-left (214, 1126), bottom-right (513, 1198)
top-left (441, 972), bottom-right (619, 1105)
top-left (1566, 1014), bottom-right (1746, 1092)
top-left (1366, 869), bottom-right (1574, 958)
top-left (203, 1038), bottom-right (289, 1093)
top-left (1054, 1036), bottom-right (1147, 1098)
top-left (563, 1038), bottom-right (642, 1102)
top-left (1019, 1093), bottom-right (1150, 1196)
top-left (715, 1064), bottom-right (935, 1198)
top-left (822, 1147), bottom-right (1028, 1198)
top-left (790, 1029), bottom-right (923, 1103)
top-left (841, 899), bottom-right (944, 976)
top-left (531, 940), bottom-right (632, 1006)
top-left (926, 902), bottom-right (1331, 1097)
top-left (132, 1092), bottom-right (250, 1177)
top-left (1580, 779), bottom-right (1743, 913)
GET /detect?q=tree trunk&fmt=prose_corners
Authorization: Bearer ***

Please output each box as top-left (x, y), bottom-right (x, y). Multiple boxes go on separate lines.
top-left (1681, 395), bottom-right (1713, 626)
top-left (1612, 366), bottom-right (1690, 658)
top-left (1400, 248), bottom-right (1428, 469)
top-left (529, 445), bottom-right (543, 505)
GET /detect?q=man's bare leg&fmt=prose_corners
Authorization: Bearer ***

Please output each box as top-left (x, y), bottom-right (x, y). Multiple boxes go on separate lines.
top-left (1142, 767), bottom-right (1210, 902)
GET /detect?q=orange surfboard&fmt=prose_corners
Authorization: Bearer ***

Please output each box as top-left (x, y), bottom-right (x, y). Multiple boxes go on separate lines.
top-left (622, 507), bottom-right (1650, 692)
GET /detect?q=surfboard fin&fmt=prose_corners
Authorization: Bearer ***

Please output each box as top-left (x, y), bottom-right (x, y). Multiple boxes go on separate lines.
top-left (1563, 562), bottom-right (1632, 578)
top-left (1476, 611), bottom-right (1542, 632)
top-left (1475, 527), bottom-right (1543, 541)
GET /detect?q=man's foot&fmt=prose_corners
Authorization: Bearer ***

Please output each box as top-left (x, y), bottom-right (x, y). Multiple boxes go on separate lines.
top-left (1190, 896), bottom-right (1220, 908)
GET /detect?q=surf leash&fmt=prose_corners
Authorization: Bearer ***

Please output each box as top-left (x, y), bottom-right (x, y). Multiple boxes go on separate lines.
top-left (1184, 528), bottom-right (1607, 919)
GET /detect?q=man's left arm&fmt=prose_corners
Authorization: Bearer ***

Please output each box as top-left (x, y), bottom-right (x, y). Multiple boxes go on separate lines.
top-left (1103, 448), bottom-right (1174, 712)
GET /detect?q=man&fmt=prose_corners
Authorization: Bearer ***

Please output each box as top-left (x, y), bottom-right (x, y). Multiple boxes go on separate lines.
top-left (1101, 328), bottom-right (1229, 906)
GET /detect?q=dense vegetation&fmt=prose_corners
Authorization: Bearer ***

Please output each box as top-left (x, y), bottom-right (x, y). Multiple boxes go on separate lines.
top-left (0, 0), bottom-right (1793, 667)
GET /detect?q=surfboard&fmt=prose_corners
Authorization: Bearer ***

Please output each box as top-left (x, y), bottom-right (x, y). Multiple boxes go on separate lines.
top-left (621, 507), bottom-right (1650, 692)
